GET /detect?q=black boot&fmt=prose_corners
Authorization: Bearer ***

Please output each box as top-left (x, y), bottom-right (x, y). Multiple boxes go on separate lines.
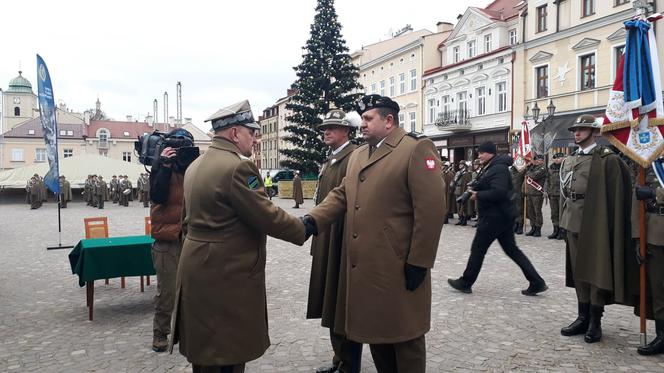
top-left (547, 226), bottom-right (559, 239)
top-left (515, 223), bottom-right (524, 235)
top-left (561, 302), bottom-right (590, 336)
top-left (584, 305), bottom-right (604, 343)
top-left (557, 227), bottom-right (566, 240)
top-left (637, 320), bottom-right (664, 355)
top-left (460, 217), bottom-right (467, 226)
top-left (525, 226), bottom-right (536, 236)
top-left (532, 226), bottom-right (541, 237)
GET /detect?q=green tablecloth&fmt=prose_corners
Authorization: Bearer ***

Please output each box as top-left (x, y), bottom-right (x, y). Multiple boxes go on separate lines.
top-left (69, 235), bottom-right (156, 287)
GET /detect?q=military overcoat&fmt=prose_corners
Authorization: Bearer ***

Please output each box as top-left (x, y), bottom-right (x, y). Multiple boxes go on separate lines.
top-left (292, 174), bottom-right (304, 204)
top-left (306, 143), bottom-right (357, 329)
top-left (308, 127), bottom-right (445, 344)
top-left (171, 137), bottom-right (306, 366)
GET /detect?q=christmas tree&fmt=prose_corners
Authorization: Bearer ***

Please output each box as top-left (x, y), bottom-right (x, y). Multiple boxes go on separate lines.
top-left (280, 0), bottom-right (363, 174)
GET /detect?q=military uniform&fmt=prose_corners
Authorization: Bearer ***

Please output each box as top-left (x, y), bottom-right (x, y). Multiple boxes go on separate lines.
top-left (453, 163), bottom-right (473, 226)
top-left (293, 172), bottom-right (304, 208)
top-left (110, 176), bottom-right (119, 203)
top-left (118, 177), bottom-right (129, 206)
top-left (59, 176), bottom-right (72, 208)
top-left (444, 165), bottom-right (457, 218)
top-left (546, 153), bottom-right (564, 239)
top-left (28, 177), bottom-right (41, 209)
top-left (633, 166), bottom-right (664, 355)
top-left (559, 114), bottom-right (635, 344)
top-left (141, 174), bottom-right (150, 207)
top-left (308, 95), bottom-right (445, 373)
top-left (510, 166), bottom-right (526, 234)
top-left (96, 177), bottom-right (108, 209)
top-left (171, 100), bottom-right (306, 372)
top-left (525, 159), bottom-right (547, 237)
top-left (137, 174), bottom-right (145, 203)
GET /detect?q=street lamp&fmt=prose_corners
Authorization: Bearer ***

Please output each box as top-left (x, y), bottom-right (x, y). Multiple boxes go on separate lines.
top-left (526, 99), bottom-right (556, 163)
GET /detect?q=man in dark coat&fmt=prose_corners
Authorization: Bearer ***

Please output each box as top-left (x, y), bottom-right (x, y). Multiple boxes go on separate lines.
top-left (447, 141), bottom-right (547, 296)
top-left (293, 171), bottom-right (304, 208)
top-left (559, 114), bottom-right (635, 343)
top-left (307, 109), bottom-right (361, 373)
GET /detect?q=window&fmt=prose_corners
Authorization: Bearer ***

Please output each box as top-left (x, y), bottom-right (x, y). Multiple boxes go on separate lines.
top-left (389, 76), bottom-right (395, 96)
top-left (380, 80), bottom-right (385, 96)
top-left (99, 129), bottom-right (108, 142)
top-left (427, 98), bottom-right (437, 124)
top-left (484, 34), bottom-right (492, 52)
top-left (11, 148), bottom-right (24, 162)
top-left (536, 65), bottom-right (549, 98)
top-left (453, 46), bottom-right (460, 63)
top-left (582, 0), bottom-right (595, 17)
top-left (442, 96), bottom-right (450, 116)
top-left (467, 40), bottom-right (476, 58)
top-left (615, 0), bottom-right (628, 4)
top-left (100, 150), bottom-right (108, 157)
top-left (537, 5), bottom-right (547, 33)
top-left (398, 113), bottom-right (405, 127)
top-left (457, 91), bottom-right (467, 112)
top-left (399, 73), bottom-right (406, 94)
top-left (123, 131), bottom-right (130, 137)
top-left (63, 149), bottom-right (73, 158)
top-left (497, 82), bottom-right (507, 112)
top-left (67, 130), bottom-right (73, 136)
top-left (14, 107), bottom-right (20, 116)
top-left (122, 152), bottom-right (132, 162)
top-left (409, 112), bottom-right (416, 132)
top-left (28, 129), bottom-right (35, 135)
top-left (476, 87), bottom-right (486, 115)
top-left (60, 130), bottom-right (66, 136)
top-left (371, 83), bottom-right (376, 94)
top-left (410, 69), bottom-right (417, 91)
top-left (509, 29), bottom-right (518, 45)
top-left (35, 148), bottom-right (47, 162)
top-left (580, 53), bottom-right (596, 90)
top-left (614, 45), bottom-right (625, 77)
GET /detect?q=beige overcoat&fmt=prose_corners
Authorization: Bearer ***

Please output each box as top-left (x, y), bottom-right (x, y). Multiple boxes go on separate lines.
top-left (308, 127), bottom-right (445, 344)
top-left (171, 137), bottom-right (306, 366)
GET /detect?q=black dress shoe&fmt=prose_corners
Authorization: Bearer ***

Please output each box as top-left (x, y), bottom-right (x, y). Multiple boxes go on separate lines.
top-left (315, 366), bottom-right (339, 373)
top-left (521, 282), bottom-right (548, 296)
top-left (637, 320), bottom-right (664, 355)
top-left (447, 278), bottom-right (472, 294)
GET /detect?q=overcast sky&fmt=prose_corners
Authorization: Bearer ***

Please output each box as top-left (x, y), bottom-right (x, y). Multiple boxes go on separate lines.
top-left (2, 0), bottom-right (489, 131)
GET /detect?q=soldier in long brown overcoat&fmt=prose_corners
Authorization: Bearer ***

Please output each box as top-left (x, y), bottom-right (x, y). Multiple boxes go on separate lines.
top-left (292, 171), bottom-right (304, 208)
top-left (307, 95), bottom-right (445, 373)
top-left (306, 109), bottom-right (361, 373)
top-left (170, 100), bottom-right (307, 372)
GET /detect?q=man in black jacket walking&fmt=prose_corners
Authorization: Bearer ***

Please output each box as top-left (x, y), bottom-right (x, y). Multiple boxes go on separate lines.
top-left (447, 141), bottom-right (548, 295)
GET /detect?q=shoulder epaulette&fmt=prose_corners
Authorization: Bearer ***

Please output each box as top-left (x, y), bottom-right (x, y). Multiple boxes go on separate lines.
top-left (407, 131), bottom-right (427, 139)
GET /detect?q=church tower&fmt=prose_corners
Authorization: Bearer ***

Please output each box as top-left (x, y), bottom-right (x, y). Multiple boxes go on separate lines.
top-left (2, 71), bottom-right (38, 131)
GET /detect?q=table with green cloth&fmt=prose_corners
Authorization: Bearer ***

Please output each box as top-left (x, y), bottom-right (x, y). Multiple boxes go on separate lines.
top-left (69, 235), bottom-right (156, 320)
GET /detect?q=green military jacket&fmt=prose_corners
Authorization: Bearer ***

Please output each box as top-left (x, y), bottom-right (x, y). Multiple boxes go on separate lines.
top-left (546, 164), bottom-right (561, 196)
top-left (510, 166), bottom-right (525, 195)
top-left (631, 167), bottom-right (664, 246)
top-left (525, 164), bottom-right (547, 195)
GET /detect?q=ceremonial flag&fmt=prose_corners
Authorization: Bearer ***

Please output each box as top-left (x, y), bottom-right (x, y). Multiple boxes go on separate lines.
top-left (36, 54), bottom-right (60, 193)
top-left (601, 18), bottom-right (664, 167)
top-left (513, 120), bottom-right (533, 171)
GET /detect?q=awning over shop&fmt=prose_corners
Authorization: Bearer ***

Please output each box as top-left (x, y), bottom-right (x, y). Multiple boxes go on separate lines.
top-left (529, 110), bottom-right (607, 150)
top-left (0, 154), bottom-right (148, 189)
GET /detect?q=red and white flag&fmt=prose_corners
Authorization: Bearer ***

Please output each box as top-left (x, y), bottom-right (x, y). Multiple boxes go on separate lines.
top-left (513, 120), bottom-right (533, 171)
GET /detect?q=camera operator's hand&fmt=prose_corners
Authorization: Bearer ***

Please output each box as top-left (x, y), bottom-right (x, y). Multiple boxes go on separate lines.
top-left (160, 147), bottom-right (177, 166)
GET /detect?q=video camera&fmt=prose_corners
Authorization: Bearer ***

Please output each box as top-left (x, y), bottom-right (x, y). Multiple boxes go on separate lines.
top-left (134, 129), bottom-right (199, 168)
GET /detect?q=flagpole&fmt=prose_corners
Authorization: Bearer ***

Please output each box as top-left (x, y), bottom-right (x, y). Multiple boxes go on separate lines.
top-left (638, 166), bottom-right (647, 347)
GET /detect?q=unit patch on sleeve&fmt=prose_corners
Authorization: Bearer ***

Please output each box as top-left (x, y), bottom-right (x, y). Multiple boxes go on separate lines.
top-left (247, 176), bottom-right (259, 190)
top-left (425, 157), bottom-right (436, 170)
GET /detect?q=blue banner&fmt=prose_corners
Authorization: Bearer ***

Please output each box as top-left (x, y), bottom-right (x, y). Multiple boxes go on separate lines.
top-left (36, 54), bottom-right (60, 193)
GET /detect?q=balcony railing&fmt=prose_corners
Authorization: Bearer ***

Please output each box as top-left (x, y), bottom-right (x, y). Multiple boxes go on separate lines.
top-left (434, 109), bottom-right (471, 131)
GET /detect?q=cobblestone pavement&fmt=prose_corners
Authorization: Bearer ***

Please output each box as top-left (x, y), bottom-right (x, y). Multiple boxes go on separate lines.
top-left (1, 198), bottom-right (663, 372)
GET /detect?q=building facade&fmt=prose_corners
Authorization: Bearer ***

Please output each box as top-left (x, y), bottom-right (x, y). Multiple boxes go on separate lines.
top-left (423, 0), bottom-right (522, 162)
top-left (259, 89), bottom-right (296, 170)
top-left (1, 71), bottom-right (39, 132)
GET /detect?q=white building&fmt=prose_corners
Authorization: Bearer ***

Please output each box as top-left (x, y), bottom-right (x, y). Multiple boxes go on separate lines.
top-left (422, 0), bottom-right (522, 162)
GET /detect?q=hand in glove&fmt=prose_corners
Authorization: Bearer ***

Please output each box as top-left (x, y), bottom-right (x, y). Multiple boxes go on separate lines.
top-left (636, 186), bottom-right (656, 201)
top-left (404, 263), bottom-right (428, 291)
top-left (299, 214), bottom-right (318, 240)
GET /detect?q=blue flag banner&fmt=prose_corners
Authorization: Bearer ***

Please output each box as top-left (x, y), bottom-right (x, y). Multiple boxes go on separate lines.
top-left (36, 54), bottom-right (60, 193)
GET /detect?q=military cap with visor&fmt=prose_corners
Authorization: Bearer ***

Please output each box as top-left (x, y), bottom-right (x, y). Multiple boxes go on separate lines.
top-left (205, 100), bottom-right (261, 131)
top-left (568, 114), bottom-right (601, 131)
top-left (356, 94), bottom-right (400, 115)
top-left (317, 109), bottom-right (360, 131)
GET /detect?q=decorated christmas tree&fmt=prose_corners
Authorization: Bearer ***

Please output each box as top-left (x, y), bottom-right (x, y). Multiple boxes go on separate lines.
top-left (280, 0), bottom-right (363, 174)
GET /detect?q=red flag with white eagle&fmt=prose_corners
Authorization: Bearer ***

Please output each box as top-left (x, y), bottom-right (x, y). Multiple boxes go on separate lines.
top-left (601, 16), bottom-right (664, 167)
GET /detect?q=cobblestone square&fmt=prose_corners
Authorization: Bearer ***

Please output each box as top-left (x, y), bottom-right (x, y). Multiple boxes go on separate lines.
top-left (1, 198), bottom-right (663, 372)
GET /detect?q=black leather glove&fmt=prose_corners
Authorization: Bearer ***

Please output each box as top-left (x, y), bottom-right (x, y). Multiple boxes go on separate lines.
top-left (299, 214), bottom-right (318, 240)
top-left (404, 263), bottom-right (428, 291)
top-left (636, 186), bottom-right (656, 201)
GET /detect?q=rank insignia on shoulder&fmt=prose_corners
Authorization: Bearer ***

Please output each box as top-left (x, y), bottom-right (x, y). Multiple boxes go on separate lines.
top-left (407, 131), bottom-right (427, 139)
top-left (247, 176), bottom-right (259, 190)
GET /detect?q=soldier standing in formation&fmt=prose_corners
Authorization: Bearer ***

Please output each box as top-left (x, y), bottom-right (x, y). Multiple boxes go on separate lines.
top-left (172, 100), bottom-right (308, 372)
top-left (525, 155), bottom-right (547, 237)
top-left (471, 159), bottom-right (482, 227)
top-left (546, 153), bottom-right (565, 239)
top-left (306, 109), bottom-right (360, 373)
top-left (39, 175), bottom-right (47, 203)
top-left (453, 161), bottom-right (473, 226)
top-left (84, 175), bottom-right (93, 206)
top-left (118, 176), bottom-right (130, 207)
top-left (559, 114), bottom-right (634, 344)
top-left (110, 175), bottom-right (119, 204)
top-left (27, 175), bottom-right (42, 209)
top-left (137, 173), bottom-right (145, 204)
top-left (306, 94), bottom-right (445, 373)
top-left (127, 176), bottom-right (134, 202)
top-left (96, 176), bottom-right (108, 209)
top-left (444, 162), bottom-right (457, 222)
top-left (510, 165), bottom-right (526, 234)
top-left (633, 165), bottom-right (664, 355)
top-left (58, 175), bottom-right (72, 208)
top-left (141, 173), bottom-right (150, 207)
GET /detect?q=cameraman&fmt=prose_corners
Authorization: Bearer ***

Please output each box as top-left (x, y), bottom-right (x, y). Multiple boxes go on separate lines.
top-left (149, 128), bottom-right (198, 352)
top-left (447, 141), bottom-right (548, 296)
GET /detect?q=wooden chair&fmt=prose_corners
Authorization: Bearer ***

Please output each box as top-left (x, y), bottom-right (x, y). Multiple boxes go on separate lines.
top-left (83, 217), bottom-right (126, 288)
top-left (144, 217), bottom-right (152, 287)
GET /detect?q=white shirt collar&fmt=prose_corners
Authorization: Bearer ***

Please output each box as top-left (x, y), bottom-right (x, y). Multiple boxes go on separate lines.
top-left (330, 141), bottom-right (350, 156)
top-left (374, 137), bottom-right (386, 149)
top-left (580, 143), bottom-right (597, 155)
